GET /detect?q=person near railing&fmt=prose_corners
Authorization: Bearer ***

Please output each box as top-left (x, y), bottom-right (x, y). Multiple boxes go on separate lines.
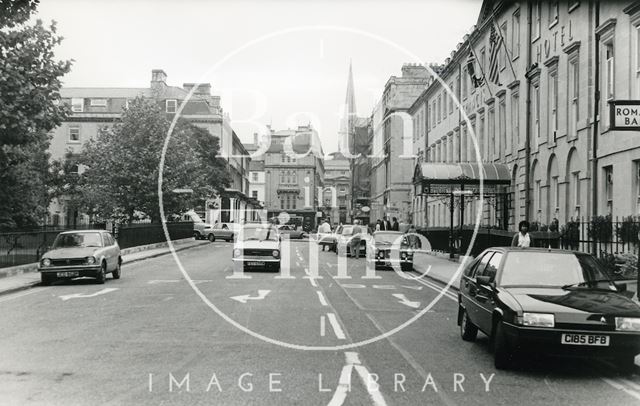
top-left (512, 220), bottom-right (531, 248)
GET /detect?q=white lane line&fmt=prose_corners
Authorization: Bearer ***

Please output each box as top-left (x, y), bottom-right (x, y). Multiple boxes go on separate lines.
top-left (326, 263), bottom-right (334, 268)
top-left (0, 287), bottom-right (49, 303)
top-left (412, 277), bottom-right (457, 302)
top-left (316, 290), bottom-right (328, 306)
top-left (327, 352), bottom-right (387, 406)
top-left (601, 377), bottom-right (640, 401)
top-left (320, 316), bottom-right (326, 337)
top-left (326, 313), bottom-right (346, 339)
top-left (308, 278), bottom-right (319, 288)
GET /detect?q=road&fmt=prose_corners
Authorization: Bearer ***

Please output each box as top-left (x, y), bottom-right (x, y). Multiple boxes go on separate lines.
top-left (0, 241), bottom-right (639, 405)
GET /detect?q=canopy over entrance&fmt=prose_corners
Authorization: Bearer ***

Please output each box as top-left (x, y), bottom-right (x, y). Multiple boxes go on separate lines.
top-left (414, 162), bottom-right (511, 185)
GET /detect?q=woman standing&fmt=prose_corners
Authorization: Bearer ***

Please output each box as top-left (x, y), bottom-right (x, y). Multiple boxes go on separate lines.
top-left (511, 220), bottom-right (531, 248)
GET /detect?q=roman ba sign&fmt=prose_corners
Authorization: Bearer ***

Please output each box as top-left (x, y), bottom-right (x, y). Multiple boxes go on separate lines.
top-left (609, 100), bottom-right (640, 130)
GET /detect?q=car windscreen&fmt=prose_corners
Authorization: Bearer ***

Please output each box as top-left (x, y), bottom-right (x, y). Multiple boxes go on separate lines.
top-left (53, 232), bottom-right (103, 248)
top-left (341, 227), bottom-right (353, 236)
top-left (499, 252), bottom-right (612, 287)
top-left (240, 226), bottom-right (278, 241)
top-left (374, 233), bottom-right (406, 245)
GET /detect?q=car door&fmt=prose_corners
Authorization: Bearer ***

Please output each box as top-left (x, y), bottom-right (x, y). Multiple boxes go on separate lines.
top-left (474, 252), bottom-right (503, 334)
top-left (101, 233), bottom-right (115, 271)
top-left (463, 251), bottom-right (493, 330)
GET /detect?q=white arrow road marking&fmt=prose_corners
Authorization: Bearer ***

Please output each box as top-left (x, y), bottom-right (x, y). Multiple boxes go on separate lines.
top-left (391, 293), bottom-right (420, 309)
top-left (326, 313), bottom-right (346, 339)
top-left (327, 352), bottom-right (387, 406)
top-left (230, 290), bottom-right (271, 304)
top-left (59, 288), bottom-right (119, 301)
top-left (402, 285), bottom-right (423, 291)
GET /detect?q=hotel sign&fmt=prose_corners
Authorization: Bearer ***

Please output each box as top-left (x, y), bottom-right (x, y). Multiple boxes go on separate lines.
top-left (609, 100), bottom-right (640, 130)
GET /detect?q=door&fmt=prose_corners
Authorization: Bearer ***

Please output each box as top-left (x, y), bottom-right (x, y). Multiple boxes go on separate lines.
top-left (474, 252), bottom-right (503, 333)
top-left (102, 233), bottom-right (116, 271)
top-left (463, 251), bottom-right (493, 331)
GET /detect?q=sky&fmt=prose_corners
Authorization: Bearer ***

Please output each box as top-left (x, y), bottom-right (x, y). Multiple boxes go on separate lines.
top-left (35, 0), bottom-right (482, 154)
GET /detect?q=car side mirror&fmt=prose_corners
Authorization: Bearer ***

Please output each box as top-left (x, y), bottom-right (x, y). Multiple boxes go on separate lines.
top-left (476, 275), bottom-right (492, 286)
top-left (614, 282), bottom-right (627, 292)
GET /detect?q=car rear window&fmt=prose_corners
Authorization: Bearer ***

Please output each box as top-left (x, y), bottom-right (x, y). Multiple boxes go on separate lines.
top-left (500, 252), bottom-right (610, 287)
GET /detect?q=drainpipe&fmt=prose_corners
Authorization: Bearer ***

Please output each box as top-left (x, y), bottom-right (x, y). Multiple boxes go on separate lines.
top-left (524, 1), bottom-right (533, 221)
top-left (592, 0), bottom-right (600, 254)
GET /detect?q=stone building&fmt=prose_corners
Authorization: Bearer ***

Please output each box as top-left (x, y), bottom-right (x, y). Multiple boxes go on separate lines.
top-left (263, 125), bottom-right (324, 231)
top-left (412, 0), bottom-right (640, 231)
top-left (49, 69), bottom-right (255, 226)
top-left (322, 152), bottom-right (351, 225)
top-left (370, 64), bottom-right (432, 224)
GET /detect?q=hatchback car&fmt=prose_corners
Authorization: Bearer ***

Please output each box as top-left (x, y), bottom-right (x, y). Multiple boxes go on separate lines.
top-left (457, 247), bottom-right (640, 371)
top-left (38, 230), bottom-right (122, 285)
top-left (203, 222), bottom-right (240, 242)
top-left (232, 223), bottom-right (281, 272)
top-left (276, 224), bottom-right (306, 239)
top-left (366, 231), bottom-right (414, 271)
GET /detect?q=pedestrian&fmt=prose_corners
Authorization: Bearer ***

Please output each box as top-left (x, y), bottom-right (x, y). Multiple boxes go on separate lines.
top-left (391, 217), bottom-right (399, 231)
top-left (375, 219), bottom-right (381, 231)
top-left (351, 220), bottom-right (362, 258)
top-left (319, 219), bottom-right (332, 251)
top-left (406, 224), bottom-right (419, 249)
top-left (511, 220), bottom-right (531, 248)
top-left (383, 216), bottom-right (391, 231)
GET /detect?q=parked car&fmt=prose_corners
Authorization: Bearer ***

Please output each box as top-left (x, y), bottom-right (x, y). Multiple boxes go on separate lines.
top-left (457, 247), bottom-right (640, 371)
top-left (232, 223), bottom-right (281, 272)
top-left (202, 222), bottom-right (240, 242)
top-left (38, 230), bottom-right (122, 285)
top-left (335, 225), bottom-right (371, 257)
top-left (318, 226), bottom-right (340, 251)
top-left (276, 224), bottom-right (306, 239)
top-left (366, 231), bottom-right (414, 271)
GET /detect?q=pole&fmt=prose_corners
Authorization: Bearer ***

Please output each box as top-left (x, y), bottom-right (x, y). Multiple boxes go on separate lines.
top-left (592, 0), bottom-right (600, 255)
top-left (524, 1), bottom-right (533, 221)
top-left (449, 191), bottom-right (455, 259)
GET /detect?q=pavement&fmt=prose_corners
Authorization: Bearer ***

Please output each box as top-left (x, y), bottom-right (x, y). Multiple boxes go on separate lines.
top-left (1, 240), bottom-right (639, 405)
top-left (0, 238), bottom-right (209, 297)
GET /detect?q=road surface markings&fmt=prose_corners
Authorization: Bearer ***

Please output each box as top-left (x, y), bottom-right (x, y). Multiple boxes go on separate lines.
top-left (601, 378), bottom-right (640, 401)
top-left (320, 315), bottom-right (326, 336)
top-left (411, 277), bottom-right (457, 302)
top-left (147, 279), bottom-right (212, 285)
top-left (308, 278), bottom-right (319, 287)
top-left (326, 262), bottom-right (334, 268)
top-left (402, 285), bottom-right (423, 291)
top-left (326, 313), bottom-right (346, 339)
top-left (327, 352), bottom-right (387, 406)
top-left (59, 288), bottom-right (119, 301)
top-left (316, 290), bottom-right (328, 306)
top-left (230, 289), bottom-right (271, 304)
top-left (0, 287), bottom-right (49, 303)
top-left (391, 293), bottom-right (421, 309)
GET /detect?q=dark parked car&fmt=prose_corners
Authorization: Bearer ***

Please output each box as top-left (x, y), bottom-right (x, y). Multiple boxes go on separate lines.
top-left (38, 230), bottom-right (122, 285)
top-left (457, 247), bottom-right (640, 371)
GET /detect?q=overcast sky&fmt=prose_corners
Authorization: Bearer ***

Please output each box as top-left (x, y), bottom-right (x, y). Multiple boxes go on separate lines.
top-left (36, 0), bottom-right (481, 153)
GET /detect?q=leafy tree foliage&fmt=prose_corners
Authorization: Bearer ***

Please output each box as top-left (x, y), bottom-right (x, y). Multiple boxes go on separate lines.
top-left (59, 98), bottom-right (231, 223)
top-left (0, 0), bottom-right (72, 230)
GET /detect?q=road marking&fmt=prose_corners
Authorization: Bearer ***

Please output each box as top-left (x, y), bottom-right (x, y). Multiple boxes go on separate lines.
top-left (308, 278), bottom-right (319, 288)
top-left (295, 261), bottom-right (300, 267)
top-left (402, 285), bottom-right (423, 291)
top-left (320, 315), bottom-right (326, 336)
top-left (391, 293), bottom-right (421, 309)
top-left (372, 285), bottom-right (395, 290)
top-left (316, 290), bottom-right (328, 306)
top-left (327, 352), bottom-right (387, 406)
top-left (601, 377), bottom-right (640, 401)
top-left (326, 313), bottom-right (346, 339)
top-left (0, 287), bottom-right (49, 303)
top-left (339, 284), bottom-right (366, 289)
top-left (411, 277), bottom-right (457, 301)
top-left (230, 290), bottom-right (271, 304)
top-left (59, 288), bottom-right (119, 301)
top-left (326, 263), bottom-right (334, 268)
top-left (148, 280), bottom-right (181, 284)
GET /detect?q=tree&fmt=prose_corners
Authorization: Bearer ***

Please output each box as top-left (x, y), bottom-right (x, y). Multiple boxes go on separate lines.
top-left (0, 0), bottom-right (72, 230)
top-left (67, 97), bottom-right (230, 223)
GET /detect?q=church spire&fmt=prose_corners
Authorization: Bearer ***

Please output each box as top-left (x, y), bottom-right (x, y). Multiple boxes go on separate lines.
top-left (339, 60), bottom-right (357, 156)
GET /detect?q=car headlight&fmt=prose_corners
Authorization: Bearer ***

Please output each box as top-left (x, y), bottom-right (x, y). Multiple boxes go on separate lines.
top-left (521, 312), bottom-right (555, 328)
top-left (615, 317), bottom-right (640, 332)
top-left (272, 250), bottom-right (280, 258)
top-left (41, 258), bottom-right (51, 267)
top-left (401, 252), bottom-right (407, 259)
top-left (86, 256), bottom-right (96, 265)
top-left (233, 249), bottom-right (242, 258)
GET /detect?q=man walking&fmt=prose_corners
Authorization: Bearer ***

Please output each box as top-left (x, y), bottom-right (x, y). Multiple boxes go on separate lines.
top-left (391, 217), bottom-right (399, 231)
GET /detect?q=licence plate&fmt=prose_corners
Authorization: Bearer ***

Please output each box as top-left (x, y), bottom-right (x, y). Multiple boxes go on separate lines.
top-left (57, 271), bottom-right (79, 278)
top-left (561, 333), bottom-right (610, 346)
top-left (247, 262), bottom-right (265, 266)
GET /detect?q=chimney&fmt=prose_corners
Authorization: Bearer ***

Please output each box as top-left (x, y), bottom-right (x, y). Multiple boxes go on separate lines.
top-left (401, 63), bottom-right (428, 78)
top-left (151, 69), bottom-right (167, 95)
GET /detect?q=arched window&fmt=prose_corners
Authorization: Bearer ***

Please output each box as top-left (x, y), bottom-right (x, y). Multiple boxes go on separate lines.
top-left (546, 154), bottom-right (559, 224)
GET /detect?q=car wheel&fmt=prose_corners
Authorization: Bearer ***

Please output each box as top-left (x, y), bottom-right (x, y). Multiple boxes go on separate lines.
top-left (193, 231), bottom-right (201, 240)
top-left (401, 263), bottom-right (413, 273)
top-left (493, 321), bottom-right (513, 370)
top-left (112, 259), bottom-right (122, 279)
top-left (40, 273), bottom-right (55, 286)
top-left (95, 262), bottom-right (106, 284)
top-left (208, 233), bottom-right (215, 242)
top-left (614, 354), bottom-right (638, 374)
top-left (227, 233), bottom-right (233, 242)
top-left (459, 308), bottom-right (478, 342)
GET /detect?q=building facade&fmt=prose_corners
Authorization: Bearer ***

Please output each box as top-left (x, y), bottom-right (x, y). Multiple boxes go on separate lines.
top-left (370, 64), bottom-right (432, 224)
top-left (412, 0), bottom-right (640, 232)
top-left (263, 125), bottom-right (325, 231)
top-left (322, 152), bottom-right (351, 225)
top-left (248, 160), bottom-right (266, 205)
top-left (49, 69), bottom-right (255, 226)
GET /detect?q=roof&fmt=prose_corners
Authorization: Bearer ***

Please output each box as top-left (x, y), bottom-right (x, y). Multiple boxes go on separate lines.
top-left (487, 247), bottom-right (579, 255)
top-left (414, 162), bottom-right (511, 184)
top-left (61, 88), bottom-right (149, 98)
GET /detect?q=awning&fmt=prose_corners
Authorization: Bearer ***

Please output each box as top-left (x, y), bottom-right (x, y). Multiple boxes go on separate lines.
top-left (414, 162), bottom-right (511, 185)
